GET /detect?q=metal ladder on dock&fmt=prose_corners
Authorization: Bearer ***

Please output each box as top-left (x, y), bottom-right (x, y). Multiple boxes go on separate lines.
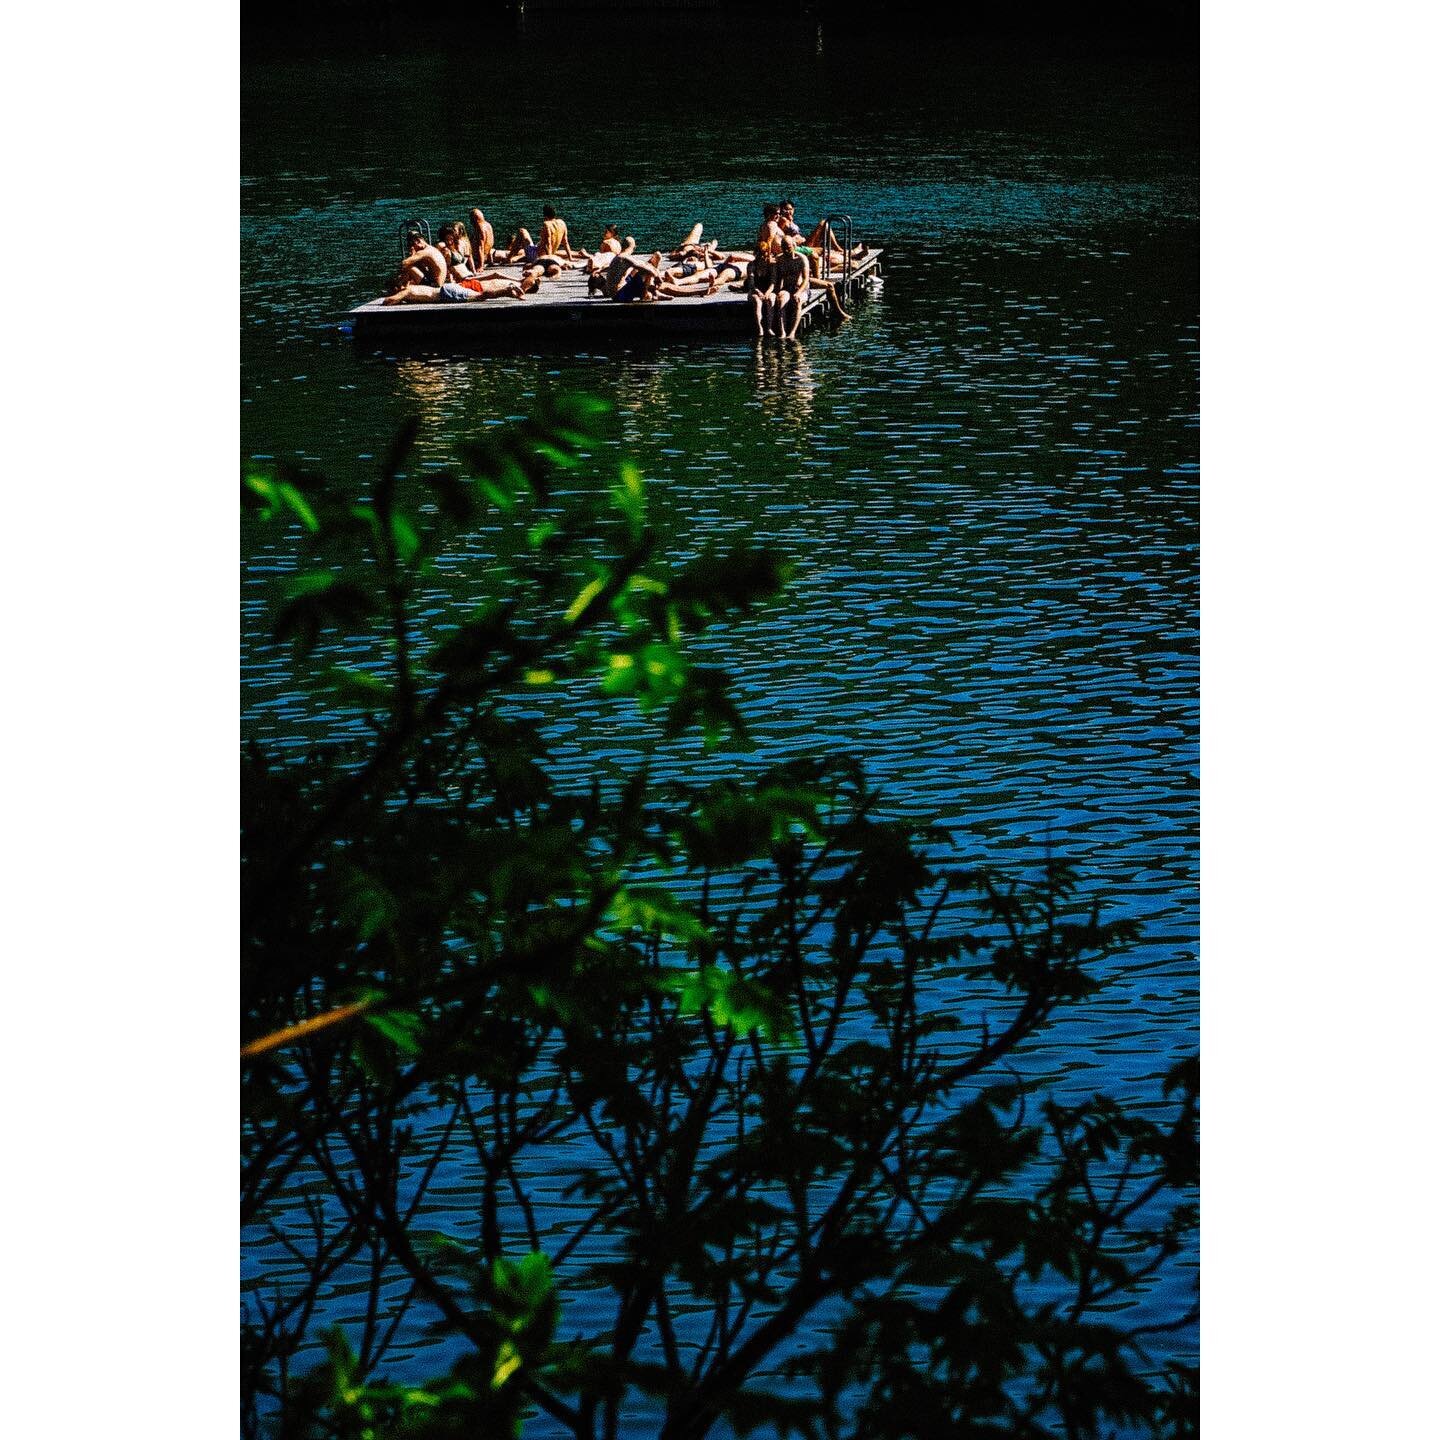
top-left (819, 214), bottom-right (854, 288)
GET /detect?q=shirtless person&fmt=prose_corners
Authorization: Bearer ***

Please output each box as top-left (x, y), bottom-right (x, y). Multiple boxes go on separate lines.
top-left (499, 204), bottom-right (577, 271)
top-left (591, 253), bottom-right (674, 302)
top-left (472, 207), bottom-right (501, 266)
top-left (665, 223), bottom-right (707, 259)
top-left (655, 248), bottom-right (749, 296)
top-left (776, 201), bottom-right (853, 321)
top-left (580, 223), bottom-right (637, 274)
top-left (383, 271), bottom-right (528, 305)
top-left (747, 245), bottom-right (779, 337)
top-left (772, 235), bottom-right (810, 339)
top-left (394, 231), bottom-right (448, 290)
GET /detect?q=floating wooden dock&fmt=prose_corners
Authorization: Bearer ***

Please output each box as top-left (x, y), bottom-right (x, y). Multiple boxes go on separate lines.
top-left (348, 250), bottom-right (882, 345)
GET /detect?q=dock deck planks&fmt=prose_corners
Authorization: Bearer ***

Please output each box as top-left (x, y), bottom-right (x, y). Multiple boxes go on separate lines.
top-left (348, 249), bottom-right (882, 344)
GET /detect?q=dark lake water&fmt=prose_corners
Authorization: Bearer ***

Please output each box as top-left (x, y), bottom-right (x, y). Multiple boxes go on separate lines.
top-left (243, 21), bottom-right (1198, 1423)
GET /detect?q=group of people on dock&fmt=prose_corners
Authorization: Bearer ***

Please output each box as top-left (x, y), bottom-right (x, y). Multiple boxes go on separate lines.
top-left (382, 199), bottom-right (866, 337)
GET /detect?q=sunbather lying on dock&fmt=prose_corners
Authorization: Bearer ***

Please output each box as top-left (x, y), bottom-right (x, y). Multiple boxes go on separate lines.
top-left (580, 224), bottom-right (637, 273)
top-left (590, 254), bottom-right (677, 303)
top-left (665, 224), bottom-right (709, 258)
top-left (654, 251), bottom-right (749, 296)
top-left (383, 272), bottom-right (532, 305)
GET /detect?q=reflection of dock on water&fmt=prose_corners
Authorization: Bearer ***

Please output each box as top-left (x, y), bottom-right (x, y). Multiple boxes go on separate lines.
top-left (348, 249), bottom-right (883, 345)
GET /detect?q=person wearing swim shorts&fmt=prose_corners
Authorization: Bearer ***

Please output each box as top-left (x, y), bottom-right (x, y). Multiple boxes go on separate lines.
top-left (382, 273), bottom-right (528, 304)
top-left (772, 234), bottom-right (811, 339)
top-left (748, 247), bottom-right (779, 336)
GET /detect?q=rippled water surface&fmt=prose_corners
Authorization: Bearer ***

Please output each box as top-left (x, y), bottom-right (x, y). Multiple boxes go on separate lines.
top-left (243, 23), bottom-right (1198, 1413)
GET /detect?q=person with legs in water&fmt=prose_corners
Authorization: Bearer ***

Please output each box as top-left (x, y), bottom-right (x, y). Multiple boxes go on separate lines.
top-left (747, 243), bottom-right (779, 336)
top-left (775, 202), bottom-right (853, 321)
top-left (772, 234), bottom-right (812, 339)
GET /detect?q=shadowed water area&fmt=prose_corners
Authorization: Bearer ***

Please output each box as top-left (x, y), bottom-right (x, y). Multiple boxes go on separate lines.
top-left (243, 21), bottom-right (1198, 1421)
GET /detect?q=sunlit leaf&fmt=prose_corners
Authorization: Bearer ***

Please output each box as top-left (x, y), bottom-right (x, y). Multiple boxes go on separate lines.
top-left (491, 1340), bottom-right (522, 1390)
top-left (364, 1009), bottom-right (423, 1056)
top-left (390, 511), bottom-right (421, 563)
top-left (564, 574), bottom-right (608, 625)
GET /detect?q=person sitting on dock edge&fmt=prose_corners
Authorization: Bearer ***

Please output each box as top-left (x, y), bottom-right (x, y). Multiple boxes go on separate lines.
top-left (747, 244), bottom-right (778, 336)
top-left (772, 234), bottom-right (810, 339)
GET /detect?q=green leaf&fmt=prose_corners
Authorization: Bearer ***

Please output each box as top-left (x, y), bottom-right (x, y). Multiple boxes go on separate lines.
top-left (323, 665), bottom-right (393, 709)
top-left (565, 574), bottom-right (608, 625)
top-left (491, 1339), bottom-right (522, 1390)
top-left (364, 1009), bottom-right (423, 1056)
top-left (607, 886), bottom-right (711, 945)
top-left (390, 511), bottom-right (421, 563)
top-left (613, 461), bottom-right (646, 531)
top-left (335, 866), bottom-right (399, 942)
top-left (243, 472), bottom-right (319, 531)
top-left (273, 574), bottom-right (375, 654)
top-left (663, 967), bottom-right (793, 1041)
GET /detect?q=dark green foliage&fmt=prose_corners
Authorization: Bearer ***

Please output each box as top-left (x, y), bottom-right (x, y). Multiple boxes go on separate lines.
top-left (242, 396), bottom-right (1197, 1440)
